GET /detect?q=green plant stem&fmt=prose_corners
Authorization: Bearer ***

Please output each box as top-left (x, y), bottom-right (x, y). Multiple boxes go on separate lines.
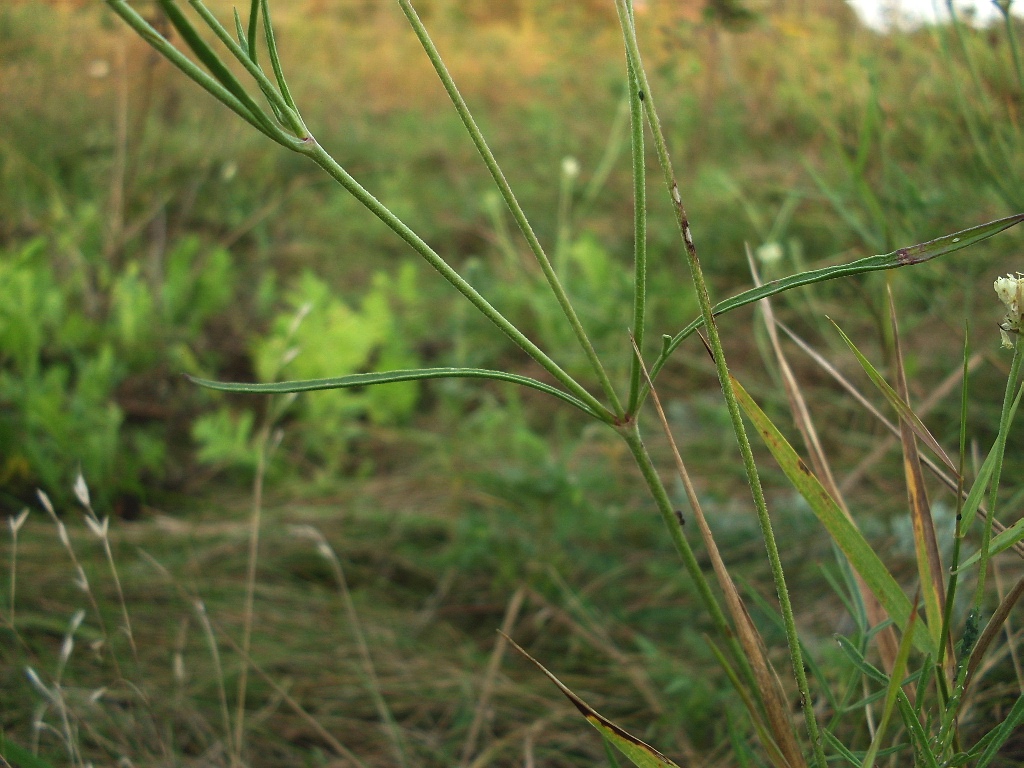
top-left (1001, 2), bottom-right (1024, 94)
top-left (613, 5), bottom-right (825, 765)
top-left (299, 140), bottom-right (613, 422)
top-left (619, 423), bottom-right (745, 667)
top-left (938, 337), bottom-right (1024, 756)
top-left (626, 53), bottom-right (648, 416)
top-left (972, 337), bottom-right (1024, 608)
top-left (397, 0), bottom-right (625, 419)
top-left (937, 330), bottom-right (972, 693)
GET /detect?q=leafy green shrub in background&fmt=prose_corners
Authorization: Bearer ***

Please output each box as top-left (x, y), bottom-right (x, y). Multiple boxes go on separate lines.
top-left (193, 263), bottom-right (423, 476)
top-left (0, 231), bottom-right (245, 509)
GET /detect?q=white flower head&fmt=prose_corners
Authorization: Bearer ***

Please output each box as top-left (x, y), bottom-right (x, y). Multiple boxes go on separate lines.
top-left (995, 272), bottom-right (1024, 347)
top-left (756, 241), bottom-right (784, 266)
top-left (561, 156), bottom-right (580, 180)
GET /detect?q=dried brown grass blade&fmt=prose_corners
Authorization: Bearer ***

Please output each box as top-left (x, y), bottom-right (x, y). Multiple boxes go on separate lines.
top-left (460, 586), bottom-right (527, 767)
top-left (632, 338), bottom-right (806, 768)
top-left (886, 285), bottom-right (947, 656)
top-left (965, 574), bottom-right (1024, 693)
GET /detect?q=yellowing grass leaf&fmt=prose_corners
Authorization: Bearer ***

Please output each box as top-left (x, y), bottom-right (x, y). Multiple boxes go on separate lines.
top-left (829, 320), bottom-right (957, 476)
top-left (732, 376), bottom-right (934, 656)
top-left (886, 288), bottom-right (946, 655)
top-left (956, 516), bottom-right (1024, 571)
top-left (503, 634), bottom-right (682, 768)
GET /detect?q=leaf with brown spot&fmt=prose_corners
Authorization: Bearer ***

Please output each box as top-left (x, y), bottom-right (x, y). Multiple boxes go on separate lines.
top-left (503, 634), bottom-right (682, 768)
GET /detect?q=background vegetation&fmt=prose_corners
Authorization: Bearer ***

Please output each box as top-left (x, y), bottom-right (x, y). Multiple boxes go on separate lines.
top-left (2, 0), bottom-right (1024, 765)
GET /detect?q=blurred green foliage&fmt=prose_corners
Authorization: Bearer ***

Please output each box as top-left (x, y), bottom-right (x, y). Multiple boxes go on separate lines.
top-left (2, 0), bottom-right (1023, 512)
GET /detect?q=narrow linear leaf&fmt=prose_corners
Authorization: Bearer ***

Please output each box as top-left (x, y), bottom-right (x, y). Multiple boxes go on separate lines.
top-left (732, 376), bottom-right (933, 655)
top-left (259, 0), bottom-right (297, 110)
top-left (186, 368), bottom-right (599, 416)
top-left (965, 575), bottom-right (1024, 694)
top-left (895, 694), bottom-right (941, 768)
top-left (0, 734), bottom-right (57, 768)
top-left (778, 321), bottom-right (1023, 558)
top-left (247, 0), bottom-right (260, 63)
top-left (834, 635), bottom-right (889, 685)
top-left (821, 729), bottom-right (862, 768)
top-left (648, 214), bottom-right (1024, 386)
top-left (830, 319), bottom-right (957, 476)
top-left (861, 596), bottom-right (919, 768)
top-left (156, 0), bottom-right (268, 126)
top-left (503, 634), bottom-right (682, 768)
top-left (972, 685), bottom-right (1024, 768)
top-left (956, 516), bottom-right (1024, 572)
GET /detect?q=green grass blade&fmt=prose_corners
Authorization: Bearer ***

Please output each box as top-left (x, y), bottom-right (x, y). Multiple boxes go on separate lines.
top-left (733, 376), bottom-right (933, 655)
top-left (861, 597), bottom-right (918, 768)
top-left (646, 214), bottom-right (1024, 390)
top-left (971, 690), bottom-right (1024, 768)
top-left (956, 516), bottom-right (1024, 572)
top-left (0, 734), bottom-right (57, 768)
top-left (895, 694), bottom-right (941, 768)
top-left (835, 635), bottom-right (889, 685)
top-left (830, 319), bottom-right (957, 476)
top-left (186, 368), bottom-right (600, 417)
top-left (233, 7), bottom-right (247, 55)
top-left (505, 635), bottom-right (682, 768)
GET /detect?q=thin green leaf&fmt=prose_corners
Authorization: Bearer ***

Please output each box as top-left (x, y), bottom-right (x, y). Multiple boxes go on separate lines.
top-left (233, 8), bottom-right (247, 56)
top-left (830, 319), bottom-right (957, 476)
top-left (504, 634), bottom-right (683, 768)
top-left (822, 729), bottom-right (863, 768)
top-left (956, 516), bottom-right (1024, 571)
top-left (185, 0), bottom-right (303, 136)
top-left (971, 689), bottom-right (1024, 768)
top-left (733, 376), bottom-right (933, 655)
top-left (156, 0), bottom-right (271, 131)
top-left (260, 0), bottom-right (297, 110)
top-left (647, 214), bottom-right (1024, 389)
top-left (895, 694), bottom-right (941, 768)
top-left (861, 596), bottom-right (919, 768)
top-left (0, 734), bottom-right (57, 768)
top-left (835, 635), bottom-right (889, 685)
top-left (186, 368), bottom-right (600, 417)
top-left (247, 0), bottom-right (260, 64)
top-left (105, 0), bottom-right (278, 140)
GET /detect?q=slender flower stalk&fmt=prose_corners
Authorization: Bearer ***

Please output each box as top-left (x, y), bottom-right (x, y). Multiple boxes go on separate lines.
top-left (612, 4), bottom-right (825, 765)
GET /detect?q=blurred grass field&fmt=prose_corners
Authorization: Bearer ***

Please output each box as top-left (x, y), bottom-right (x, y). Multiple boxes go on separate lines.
top-left (3, 0), bottom-right (1024, 765)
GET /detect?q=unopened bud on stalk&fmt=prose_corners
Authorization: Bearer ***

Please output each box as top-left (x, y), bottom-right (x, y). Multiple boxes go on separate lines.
top-left (994, 272), bottom-right (1024, 348)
